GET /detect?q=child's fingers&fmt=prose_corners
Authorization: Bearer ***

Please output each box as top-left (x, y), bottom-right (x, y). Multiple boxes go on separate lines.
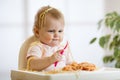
top-left (54, 52), bottom-right (62, 61)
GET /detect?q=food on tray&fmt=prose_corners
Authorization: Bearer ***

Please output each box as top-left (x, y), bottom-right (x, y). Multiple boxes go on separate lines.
top-left (62, 62), bottom-right (78, 71)
top-left (62, 62), bottom-right (96, 71)
top-left (45, 62), bottom-right (96, 74)
top-left (77, 62), bottom-right (96, 71)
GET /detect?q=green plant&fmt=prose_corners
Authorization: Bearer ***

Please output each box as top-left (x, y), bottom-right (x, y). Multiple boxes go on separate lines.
top-left (90, 11), bottom-right (120, 68)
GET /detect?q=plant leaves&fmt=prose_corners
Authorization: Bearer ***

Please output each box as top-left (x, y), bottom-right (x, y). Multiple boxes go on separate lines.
top-left (114, 47), bottom-right (120, 59)
top-left (115, 19), bottom-right (120, 32)
top-left (109, 18), bottom-right (117, 29)
top-left (109, 41), bottom-right (114, 50)
top-left (103, 55), bottom-right (114, 63)
top-left (89, 37), bottom-right (97, 44)
top-left (99, 36), bottom-right (106, 48)
top-left (105, 11), bottom-right (118, 17)
top-left (112, 35), bottom-right (120, 48)
top-left (104, 11), bottom-right (119, 29)
top-left (105, 18), bottom-right (110, 27)
top-left (99, 35), bottom-right (111, 48)
top-left (97, 19), bottom-right (103, 30)
top-left (91, 11), bottom-right (120, 67)
top-left (115, 60), bottom-right (120, 68)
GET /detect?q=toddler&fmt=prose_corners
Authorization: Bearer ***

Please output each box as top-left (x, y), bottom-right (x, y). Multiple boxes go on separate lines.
top-left (26, 6), bottom-right (73, 71)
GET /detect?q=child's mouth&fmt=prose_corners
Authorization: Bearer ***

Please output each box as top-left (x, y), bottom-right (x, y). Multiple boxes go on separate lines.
top-left (53, 39), bottom-right (59, 41)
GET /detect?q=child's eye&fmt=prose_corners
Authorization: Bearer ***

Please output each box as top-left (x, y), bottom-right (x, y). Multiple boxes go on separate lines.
top-left (59, 30), bottom-right (63, 33)
top-left (48, 30), bottom-right (55, 32)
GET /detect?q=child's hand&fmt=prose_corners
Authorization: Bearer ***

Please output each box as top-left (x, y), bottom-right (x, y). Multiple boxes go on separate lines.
top-left (51, 50), bottom-right (63, 63)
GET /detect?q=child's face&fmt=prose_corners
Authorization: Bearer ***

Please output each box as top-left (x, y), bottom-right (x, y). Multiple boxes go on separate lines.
top-left (37, 16), bottom-right (64, 47)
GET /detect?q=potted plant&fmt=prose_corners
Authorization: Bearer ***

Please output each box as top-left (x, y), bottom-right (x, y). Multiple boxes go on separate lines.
top-left (90, 11), bottom-right (120, 68)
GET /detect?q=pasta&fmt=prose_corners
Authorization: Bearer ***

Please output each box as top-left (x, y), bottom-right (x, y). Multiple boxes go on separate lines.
top-left (62, 62), bottom-right (96, 71)
top-left (45, 62), bottom-right (96, 74)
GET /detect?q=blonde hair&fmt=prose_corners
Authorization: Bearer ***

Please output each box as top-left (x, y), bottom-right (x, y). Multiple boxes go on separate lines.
top-left (33, 6), bottom-right (65, 30)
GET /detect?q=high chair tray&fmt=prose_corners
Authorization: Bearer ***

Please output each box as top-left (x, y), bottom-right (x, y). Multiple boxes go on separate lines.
top-left (11, 67), bottom-right (120, 80)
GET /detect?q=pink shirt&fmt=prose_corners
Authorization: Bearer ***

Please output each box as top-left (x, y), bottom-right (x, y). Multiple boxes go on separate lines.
top-left (27, 41), bottom-right (73, 71)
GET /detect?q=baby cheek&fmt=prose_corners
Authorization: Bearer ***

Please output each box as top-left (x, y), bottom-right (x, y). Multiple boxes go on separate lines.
top-left (45, 35), bottom-right (53, 40)
top-left (60, 37), bottom-right (63, 41)
top-left (45, 34), bottom-right (53, 39)
top-left (45, 38), bottom-right (52, 42)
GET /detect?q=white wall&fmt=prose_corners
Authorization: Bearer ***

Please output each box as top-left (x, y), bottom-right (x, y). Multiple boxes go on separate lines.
top-left (0, 0), bottom-right (120, 80)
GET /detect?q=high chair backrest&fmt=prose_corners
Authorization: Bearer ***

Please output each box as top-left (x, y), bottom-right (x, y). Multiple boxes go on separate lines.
top-left (18, 35), bottom-right (38, 70)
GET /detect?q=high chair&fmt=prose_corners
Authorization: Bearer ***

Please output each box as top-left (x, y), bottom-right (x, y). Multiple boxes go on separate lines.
top-left (18, 35), bottom-right (38, 70)
top-left (11, 35), bottom-right (39, 80)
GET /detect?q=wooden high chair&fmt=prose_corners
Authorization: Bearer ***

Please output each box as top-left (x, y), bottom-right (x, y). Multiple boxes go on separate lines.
top-left (18, 35), bottom-right (38, 70)
top-left (11, 35), bottom-right (39, 80)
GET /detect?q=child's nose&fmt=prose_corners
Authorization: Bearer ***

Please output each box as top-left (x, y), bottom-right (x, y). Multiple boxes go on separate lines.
top-left (54, 32), bottom-right (59, 37)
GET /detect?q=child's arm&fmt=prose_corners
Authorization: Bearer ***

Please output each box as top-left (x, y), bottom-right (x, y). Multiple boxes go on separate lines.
top-left (27, 50), bottom-right (63, 71)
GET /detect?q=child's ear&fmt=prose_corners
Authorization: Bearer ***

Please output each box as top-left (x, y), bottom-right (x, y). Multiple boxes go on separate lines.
top-left (33, 27), bottom-right (39, 38)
